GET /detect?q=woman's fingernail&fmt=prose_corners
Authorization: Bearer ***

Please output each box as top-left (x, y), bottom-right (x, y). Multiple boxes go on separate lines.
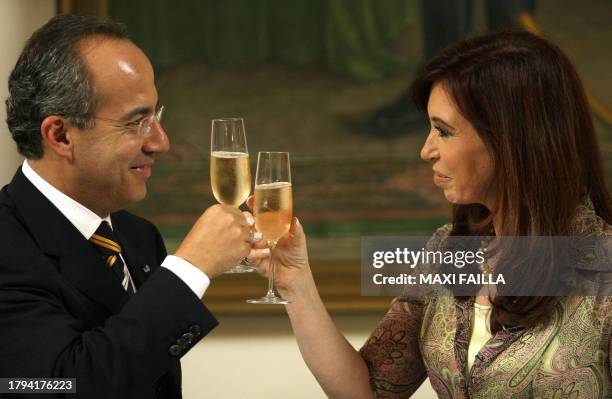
top-left (295, 217), bottom-right (301, 226)
top-left (254, 232), bottom-right (263, 241)
top-left (246, 216), bottom-right (255, 226)
top-left (262, 248), bottom-right (270, 255)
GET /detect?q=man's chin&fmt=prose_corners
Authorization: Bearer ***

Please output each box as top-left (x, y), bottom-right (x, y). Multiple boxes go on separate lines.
top-left (132, 187), bottom-right (147, 203)
top-left (119, 186), bottom-right (147, 210)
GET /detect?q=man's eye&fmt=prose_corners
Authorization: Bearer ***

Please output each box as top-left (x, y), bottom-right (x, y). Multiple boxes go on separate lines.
top-left (125, 119), bottom-right (142, 127)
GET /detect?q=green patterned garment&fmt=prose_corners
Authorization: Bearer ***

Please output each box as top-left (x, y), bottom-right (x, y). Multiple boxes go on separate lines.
top-left (360, 201), bottom-right (611, 398)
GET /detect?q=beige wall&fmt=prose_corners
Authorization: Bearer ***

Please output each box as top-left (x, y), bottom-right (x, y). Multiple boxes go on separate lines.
top-left (0, 0), bottom-right (56, 185)
top-left (0, 3), bottom-right (436, 397)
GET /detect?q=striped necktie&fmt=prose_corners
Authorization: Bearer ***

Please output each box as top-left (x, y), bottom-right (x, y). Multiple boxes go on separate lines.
top-left (90, 221), bottom-right (135, 295)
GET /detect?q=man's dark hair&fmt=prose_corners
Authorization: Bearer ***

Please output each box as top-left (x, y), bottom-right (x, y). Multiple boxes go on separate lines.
top-left (5, 14), bottom-right (128, 159)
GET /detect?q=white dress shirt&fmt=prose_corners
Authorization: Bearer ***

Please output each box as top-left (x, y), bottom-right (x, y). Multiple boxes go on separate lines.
top-left (21, 160), bottom-right (210, 298)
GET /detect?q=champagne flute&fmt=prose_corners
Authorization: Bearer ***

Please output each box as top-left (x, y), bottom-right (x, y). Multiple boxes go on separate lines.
top-left (247, 152), bottom-right (293, 304)
top-left (210, 118), bottom-right (255, 273)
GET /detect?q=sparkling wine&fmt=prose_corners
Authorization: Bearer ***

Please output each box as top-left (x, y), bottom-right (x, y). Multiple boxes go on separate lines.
top-left (210, 151), bottom-right (251, 206)
top-left (254, 182), bottom-right (292, 243)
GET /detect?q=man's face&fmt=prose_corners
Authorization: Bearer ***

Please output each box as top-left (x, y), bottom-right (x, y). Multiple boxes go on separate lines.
top-left (70, 37), bottom-right (170, 215)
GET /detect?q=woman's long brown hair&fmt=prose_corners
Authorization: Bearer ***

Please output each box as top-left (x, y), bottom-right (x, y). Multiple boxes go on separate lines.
top-left (412, 31), bottom-right (611, 334)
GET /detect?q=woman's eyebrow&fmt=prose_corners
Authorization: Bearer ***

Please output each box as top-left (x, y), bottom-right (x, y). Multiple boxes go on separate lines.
top-left (431, 116), bottom-right (456, 131)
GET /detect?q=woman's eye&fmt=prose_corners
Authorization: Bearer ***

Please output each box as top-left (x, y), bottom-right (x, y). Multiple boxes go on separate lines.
top-left (434, 126), bottom-right (451, 137)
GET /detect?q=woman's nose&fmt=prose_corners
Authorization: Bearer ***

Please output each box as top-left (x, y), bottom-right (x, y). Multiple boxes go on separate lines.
top-left (420, 132), bottom-right (438, 163)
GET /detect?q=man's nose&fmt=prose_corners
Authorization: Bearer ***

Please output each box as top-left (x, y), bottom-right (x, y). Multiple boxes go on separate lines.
top-left (144, 120), bottom-right (170, 154)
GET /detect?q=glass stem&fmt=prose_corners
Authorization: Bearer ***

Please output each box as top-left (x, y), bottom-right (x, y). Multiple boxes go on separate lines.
top-left (266, 243), bottom-right (276, 297)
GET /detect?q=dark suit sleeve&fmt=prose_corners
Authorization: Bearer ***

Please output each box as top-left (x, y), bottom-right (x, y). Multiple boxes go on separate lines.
top-left (0, 215), bottom-right (218, 398)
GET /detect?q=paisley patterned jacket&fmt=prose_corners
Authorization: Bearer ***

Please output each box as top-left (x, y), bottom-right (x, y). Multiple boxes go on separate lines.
top-left (360, 200), bottom-right (611, 398)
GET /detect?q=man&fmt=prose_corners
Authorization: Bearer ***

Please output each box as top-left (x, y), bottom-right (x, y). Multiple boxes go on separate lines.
top-left (0, 14), bottom-right (268, 398)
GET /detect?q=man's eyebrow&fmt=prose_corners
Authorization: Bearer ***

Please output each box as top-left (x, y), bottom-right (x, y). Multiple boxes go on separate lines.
top-left (431, 116), bottom-right (456, 131)
top-left (120, 106), bottom-right (153, 121)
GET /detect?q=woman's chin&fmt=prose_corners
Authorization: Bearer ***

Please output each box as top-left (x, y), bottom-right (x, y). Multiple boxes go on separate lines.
top-left (443, 190), bottom-right (458, 204)
top-left (444, 193), bottom-right (488, 207)
top-left (443, 191), bottom-right (473, 205)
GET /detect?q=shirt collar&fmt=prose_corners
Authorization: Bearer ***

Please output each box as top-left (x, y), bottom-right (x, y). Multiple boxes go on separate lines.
top-left (21, 160), bottom-right (112, 239)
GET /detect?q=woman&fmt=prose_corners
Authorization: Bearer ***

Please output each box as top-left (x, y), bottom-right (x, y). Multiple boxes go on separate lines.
top-left (256, 31), bottom-right (612, 398)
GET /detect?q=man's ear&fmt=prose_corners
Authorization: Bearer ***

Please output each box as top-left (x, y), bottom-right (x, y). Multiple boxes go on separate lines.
top-left (40, 116), bottom-right (75, 161)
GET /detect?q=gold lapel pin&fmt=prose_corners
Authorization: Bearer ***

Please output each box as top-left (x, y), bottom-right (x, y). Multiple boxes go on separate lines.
top-left (143, 265), bottom-right (151, 273)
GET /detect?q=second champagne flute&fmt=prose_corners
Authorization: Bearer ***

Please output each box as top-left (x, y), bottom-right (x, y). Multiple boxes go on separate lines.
top-left (247, 152), bottom-right (293, 304)
top-left (210, 117), bottom-right (255, 273)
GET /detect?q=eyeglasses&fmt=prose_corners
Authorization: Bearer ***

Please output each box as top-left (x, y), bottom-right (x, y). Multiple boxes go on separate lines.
top-left (91, 105), bottom-right (165, 137)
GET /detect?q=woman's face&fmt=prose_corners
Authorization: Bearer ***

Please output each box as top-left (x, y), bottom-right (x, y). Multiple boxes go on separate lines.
top-left (420, 82), bottom-right (495, 208)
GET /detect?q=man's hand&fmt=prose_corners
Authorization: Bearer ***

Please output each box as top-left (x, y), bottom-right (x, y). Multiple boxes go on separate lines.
top-left (174, 204), bottom-right (268, 279)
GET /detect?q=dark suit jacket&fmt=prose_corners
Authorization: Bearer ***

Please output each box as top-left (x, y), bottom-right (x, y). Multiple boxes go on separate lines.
top-left (0, 169), bottom-right (218, 398)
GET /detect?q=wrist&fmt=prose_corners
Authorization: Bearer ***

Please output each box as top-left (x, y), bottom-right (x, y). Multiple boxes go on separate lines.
top-left (279, 272), bottom-right (318, 302)
top-left (174, 250), bottom-right (213, 278)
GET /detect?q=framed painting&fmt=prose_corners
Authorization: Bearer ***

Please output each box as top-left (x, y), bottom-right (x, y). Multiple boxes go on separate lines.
top-left (61, 0), bottom-right (612, 314)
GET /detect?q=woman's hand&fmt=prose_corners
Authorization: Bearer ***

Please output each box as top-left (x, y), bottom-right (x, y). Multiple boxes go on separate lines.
top-left (247, 201), bottom-right (372, 399)
top-left (247, 197), bottom-right (314, 300)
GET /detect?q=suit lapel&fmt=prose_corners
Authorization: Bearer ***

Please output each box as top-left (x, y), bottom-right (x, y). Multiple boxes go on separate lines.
top-left (7, 169), bottom-right (128, 314)
top-left (112, 219), bottom-right (151, 289)
top-left (57, 237), bottom-right (129, 314)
